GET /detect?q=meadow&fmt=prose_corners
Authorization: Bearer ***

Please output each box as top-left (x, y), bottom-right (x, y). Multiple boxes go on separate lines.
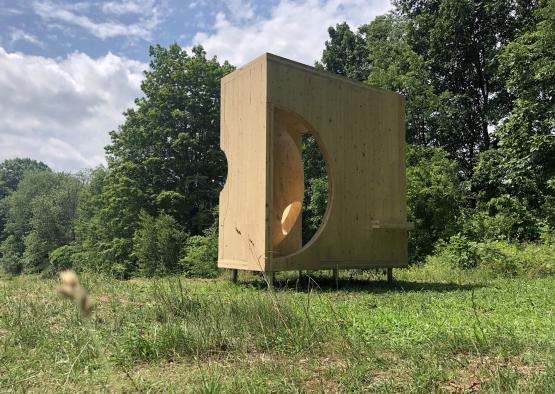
top-left (1, 266), bottom-right (554, 393)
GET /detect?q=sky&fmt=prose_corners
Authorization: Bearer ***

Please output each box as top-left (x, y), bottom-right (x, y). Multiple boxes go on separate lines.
top-left (0, 0), bottom-right (392, 171)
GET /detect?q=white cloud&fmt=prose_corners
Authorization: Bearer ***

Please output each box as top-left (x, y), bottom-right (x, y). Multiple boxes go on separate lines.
top-left (191, 0), bottom-right (392, 66)
top-left (101, 0), bottom-right (154, 15)
top-left (0, 7), bottom-right (24, 16)
top-left (224, 0), bottom-right (256, 23)
top-left (9, 28), bottom-right (46, 48)
top-left (32, 0), bottom-right (162, 40)
top-left (0, 47), bottom-right (145, 171)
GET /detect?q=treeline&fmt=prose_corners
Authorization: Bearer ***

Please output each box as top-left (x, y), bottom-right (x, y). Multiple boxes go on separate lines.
top-left (1, 0), bottom-right (554, 277)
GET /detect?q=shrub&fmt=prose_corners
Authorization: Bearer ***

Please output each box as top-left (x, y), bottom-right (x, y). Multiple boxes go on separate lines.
top-left (478, 241), bottom-right (555, 277)
top-left (462, 195), bottom-right (543, 242)
top-left (132, 211), bottom-right (188, 277)
top-left (433, 234), bottom-right (480, 270)
top-left (0, 235), bottom-right (23, 274)
top-left (180, 225), bottom-right (219, 277)
top-left (47, 244), bottom-right (81, 275)
top-left (428, 233), bottom-right (555, 278)
top-left (406, 145), bottom-right (465, 262)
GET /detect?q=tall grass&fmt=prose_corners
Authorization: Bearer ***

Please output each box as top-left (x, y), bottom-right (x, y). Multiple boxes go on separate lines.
top-left (0, 270), bottom-right (554, 392)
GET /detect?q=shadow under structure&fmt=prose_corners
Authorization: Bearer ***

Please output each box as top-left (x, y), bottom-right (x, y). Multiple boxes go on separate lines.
top-left (218, 53), bottom-right (413, 281)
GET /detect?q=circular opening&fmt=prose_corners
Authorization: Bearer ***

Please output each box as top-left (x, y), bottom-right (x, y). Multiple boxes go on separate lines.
top-left (272, 114), bottom-right (304, 251)
top-left (271, 107), bottom-right (331, 257)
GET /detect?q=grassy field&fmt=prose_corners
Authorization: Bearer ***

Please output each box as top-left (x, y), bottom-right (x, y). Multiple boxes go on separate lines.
top-left (0, 267), bottom-right (554, 393)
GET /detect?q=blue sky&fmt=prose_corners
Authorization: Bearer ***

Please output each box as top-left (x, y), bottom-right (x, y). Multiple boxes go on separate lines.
top-left (0, 0), bottom-right (392, 171)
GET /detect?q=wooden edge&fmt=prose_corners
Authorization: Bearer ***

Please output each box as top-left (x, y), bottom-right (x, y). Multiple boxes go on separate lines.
top-left (265, 53), bottom-right (403, 99)
top-left (218, 259), bottom-right (266, 271)
top-left (272, 261), bottom-right (410, 272)
top-left (221, 52), bottom-right (404, 100)
top-left (369, 221), bottom-right (415, 230)
top-left (221, 53), bottom-right (268, 84)
top-left (221, 258), bottom-right (409, 272)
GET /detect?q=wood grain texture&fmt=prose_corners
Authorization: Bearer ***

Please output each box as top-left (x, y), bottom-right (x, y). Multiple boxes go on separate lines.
top-left (218, 55), bottom-right (269, 271)
top-left (218, 53), bottom-right (411, 272)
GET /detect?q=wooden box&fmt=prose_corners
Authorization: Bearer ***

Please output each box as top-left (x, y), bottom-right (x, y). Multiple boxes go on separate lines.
top-left (218, 53), bottom-right (411, 273)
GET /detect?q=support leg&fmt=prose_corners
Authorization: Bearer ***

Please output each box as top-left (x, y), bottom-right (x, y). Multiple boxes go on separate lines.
top-left (231, 269), bottom-right (238, 284)
top-left (386, 267), bottom-right (393, 284)
top-left (265, 272), bottom-right (275, 289)
top-left (332, 268), bottom-right (339, 288)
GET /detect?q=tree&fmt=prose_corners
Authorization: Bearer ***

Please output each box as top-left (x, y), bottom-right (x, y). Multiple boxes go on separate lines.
top-left (492, 0), bottom-right (555, 211)
top-left (301, 134), bottom-right (328, 244)
top-left (132, 211), bottom-right (187, 276)
top-left (22, 180), bottom-right (81, 272)
top-left (0, 171), bottom-right (81, 274)
top-left (0, 158), bottom-right (50, 200)
top-left (360, 14), bottom-right (443, 146)
top-left (465, 0), bottom-right (554, 237)
top-left (393, 0), bottom-right (540, 173)
top-left (180, 222), bottom-right (219, 277)
top-left (106, 44), bottom-right (233, 234)
top-left (79, 44), bottom-right (234, 275)
top-left (406, 145), bottom-right (464, 261)
top-left (0, 158), bottom-right (50, 238)
top-left (318, 22), bottom-right (369, 81)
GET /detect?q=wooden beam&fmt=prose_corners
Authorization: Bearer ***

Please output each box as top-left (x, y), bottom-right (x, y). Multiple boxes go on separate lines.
top-left (230, 269), bottom-right (238, 284)
top-left (387, 268), bottom-right (393, 284)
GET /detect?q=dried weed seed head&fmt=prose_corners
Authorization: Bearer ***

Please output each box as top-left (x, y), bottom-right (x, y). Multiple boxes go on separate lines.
top-left (58, 270), bottom-right (93, 316)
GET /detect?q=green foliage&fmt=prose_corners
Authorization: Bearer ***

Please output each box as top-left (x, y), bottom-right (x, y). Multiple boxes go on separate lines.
top-left (406, 145), bottom-right (464, 262)
top-left (0, 235), bottom-right (23, 274)
top-left (105, 44), bottom-right (233, 235)
top-left (180, 225), bottom-right (218, 277)
top-left (0, 159), bottom-right (51, 241)
top-left (0, 171), bottom-right (81, 274)
top-left (432, 234), bottom-right (481, 270)
top-left (73, 44), bottom-right (233, 274)
top-left (430, 233), bottom-right (555, 277)
top-left (489, 0), bottom-right (555, 217)
top-left (362, 15), bottom-right (445, 147)
top-left (462, 195), bottom-right (543, 242)
top-left (318, 22), bottom-right (369, 81)
top-left (73, 167), bottom-right (109, 272)
top-left (393, 0), bottom-right (538, 172)
top-left (0, 158), bottom-right (50, 200)
top-left (302, 178), bottom-right (329, 244)
top-left (133, 211), bottom-right (188, 277)
top-left (301, 134), bottom-right (329, 244)
top-left (24, 180), bottom-right (81, 273)
top-left (47, 244), bottom-right (81, 275)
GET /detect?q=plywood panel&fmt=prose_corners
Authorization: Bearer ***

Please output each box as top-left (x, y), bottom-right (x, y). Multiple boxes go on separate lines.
top-left (265, 54), bottom-right (409, 271)
top-left (218, 55), bottom-right (269, 271)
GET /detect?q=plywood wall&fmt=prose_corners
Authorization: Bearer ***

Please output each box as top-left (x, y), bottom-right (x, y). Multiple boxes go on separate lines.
top-left (266, 54), bottom-right (409, 271)
top-left (218, 56), bottom-right (270, 271)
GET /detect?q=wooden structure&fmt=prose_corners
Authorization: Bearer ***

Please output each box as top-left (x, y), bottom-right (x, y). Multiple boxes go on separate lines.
top-left (218, 53), bottom-right (412, 275)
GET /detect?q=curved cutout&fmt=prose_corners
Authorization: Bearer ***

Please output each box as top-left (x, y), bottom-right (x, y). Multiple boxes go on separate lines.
top-left (272, 109), bottom-right (304, 254)
top-left (281, 201), bottom-right (302, 235)
top-left (272, 107), bottom-right (333, 258)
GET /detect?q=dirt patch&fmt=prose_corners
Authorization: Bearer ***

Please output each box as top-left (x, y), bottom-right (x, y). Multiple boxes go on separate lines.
top-left (440, 353), bottom-right (548, 392)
